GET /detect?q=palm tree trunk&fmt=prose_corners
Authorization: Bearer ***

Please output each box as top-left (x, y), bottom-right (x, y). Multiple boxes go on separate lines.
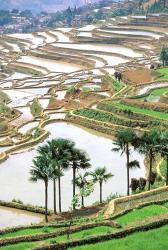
top-left (45, 180), bottom-right (48, 223)
top-left (148, 151), bottom-right (153, 190)
top-left (73, 167), bottom-right (76, 210)
top-left (53, 179), bottom-right (57, 214)
top-left (81, 196), bottom-right (84, 208)
top-left (100, 181), bottom-right (102, 203)
top-left (58, 176), bottom-right (61, 213)
top-left (126, 143), bottom-right (130, 196)
top-left (166, 155), bottom-right (168, 186)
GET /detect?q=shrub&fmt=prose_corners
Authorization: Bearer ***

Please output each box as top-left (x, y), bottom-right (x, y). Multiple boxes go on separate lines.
top-left (30, 98), bottom-right (43, 117)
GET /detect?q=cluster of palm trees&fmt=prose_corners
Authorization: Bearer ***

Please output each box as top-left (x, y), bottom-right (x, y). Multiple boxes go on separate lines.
top-left (30, 138), bottom-right (113, 222)
top-left (113, 128), bottom-right (168, 196)
top-left (30, 128), bottom-right (167, 223)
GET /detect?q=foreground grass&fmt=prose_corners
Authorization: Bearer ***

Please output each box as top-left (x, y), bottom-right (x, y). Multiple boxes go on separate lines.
top-left (149, 87), bottom-right (168, 97)
top-left (70, 224), bottom-right (168, 250)
top-left (155, 68), bottom-right (168, 80)
top-left (1, 242), bottom-right (36, 250)
top-left (0, 226), bottom-right (114, 250)
top-left (116, 205), bottom-right (168, 226)
top-left (0, 227), bottom-right (59, 239)
top-left (115, 103), bottom-right (168, 120)
top-left (45, 226), bottom-right (113, 244)
top-left (1, 204), bottom-right (168, 250)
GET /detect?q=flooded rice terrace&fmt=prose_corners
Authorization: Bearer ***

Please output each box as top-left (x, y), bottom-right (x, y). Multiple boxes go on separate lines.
top-left (0, 16), bottom-right (163, 228)
top-left (0, 123), bottom-right (145, 212)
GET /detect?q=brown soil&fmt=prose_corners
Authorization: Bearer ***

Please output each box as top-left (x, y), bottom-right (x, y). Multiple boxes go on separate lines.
top-left (64, 99), bottom-right (83, 109)
top-left (79, 92), bottom-right (106, 106)
top-left (49, 204), bottom-right (105, 222)
top-left (123, 68), bottom-right (153, 85)
top-left (47, 99), bottom-right (64, 109)
top-left (64, 92), bottom-right (106, 109)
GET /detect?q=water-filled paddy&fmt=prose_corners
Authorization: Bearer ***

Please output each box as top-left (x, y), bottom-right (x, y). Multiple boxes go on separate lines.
top-left (18, 56), bottom-right (83, 73)
top-left (0, 206), bottom-right (43, 229)
top-left (52, 43), bottom-right (142, 57)
top-left (18, 121), bottom-right (39, 134)
top-left (49, 30), bottom-right (71, 42)
top-left (98, 29), bottom-right (163, 39)
top-left (0, 122), bottom-right (145, 211)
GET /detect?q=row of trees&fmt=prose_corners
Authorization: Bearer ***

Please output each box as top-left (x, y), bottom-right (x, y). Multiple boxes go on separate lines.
top-left (30, 139), bottom-right (113, 222)
top-left (30, 128), bottom-right (168, 222)
top-left (113, 129), bottom-right (168, 196)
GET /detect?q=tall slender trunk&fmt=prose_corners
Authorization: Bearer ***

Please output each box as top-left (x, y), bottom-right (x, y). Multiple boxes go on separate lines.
top-left (45, 180), bottom-right (48, 223)
top-left (126, 143), bottom-right (130, 196)
top-left (58, 176), bottom-right (61, 213)
top-left (81, 196), bottom-right (84, 208)
top-left (148, 151), bottom-right (153, 191)
top-left (53, 179), bottom-right (57, 214)
top-left (73, 167), bottom-right (76, 210)
top-left (166, 155), bottom-right (168, 186)
top-left (100, 181), bottom-right (102, 203)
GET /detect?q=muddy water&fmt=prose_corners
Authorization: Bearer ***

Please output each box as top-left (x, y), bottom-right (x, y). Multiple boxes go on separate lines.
top-left (0, 122), bottom-right (145, 212)
top-left (0, 206), bottom-right (43, 229)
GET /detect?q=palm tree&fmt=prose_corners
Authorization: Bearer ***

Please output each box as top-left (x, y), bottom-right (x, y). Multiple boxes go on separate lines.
top-left (38, 143), bottom-right (61, 215)
top-left (69, 148), bottom-right (91, 209)
top-left (112, 128), bottom-right (139, 196)
top-left (136, 130), bottom-right (160, 190)
top-left (30, 153), bottom-right (53, 222)
top-left (46, 139), bottom-right (74, 213)
top-left (75, 172), bottom-right (90, 208)
top-left (90, 167), bottom-right (113, 204)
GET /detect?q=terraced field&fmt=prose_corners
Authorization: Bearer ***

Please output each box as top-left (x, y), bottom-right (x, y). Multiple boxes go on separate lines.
top-left (1, 201), bottom-right (168, 249)
top-left (0, 12), bottom-right (168, 231)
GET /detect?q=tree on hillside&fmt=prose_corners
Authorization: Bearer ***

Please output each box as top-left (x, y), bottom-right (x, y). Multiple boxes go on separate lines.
top-left (69, 148), bottom-right (91, 209)
top-left (135, 130), bottom-right (160, 190)
top-left (30, 153), bottom-right (53, 222)
top-left (160, 47), bottom-right (168, 66)
top-left (39, 139), bottom-right (73, 213)
top-left (38, 143), bottom-right (62, 215)
top-left (90, 167), bottom-right (113, 204)
top-left (112, 129), bottom-right (140, 196)
top-left (75, 172), bottom-right (93, 208)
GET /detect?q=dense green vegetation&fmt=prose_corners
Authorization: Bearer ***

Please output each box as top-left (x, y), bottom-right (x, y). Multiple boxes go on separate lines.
top-left (116, 205), bottom-right (168, 226)
top-left (1, 242), bottom-right (36, 250)
top-left (155, 67), bottom-right (168, 80)
top-left (2, 201), bottom-right (168, 249)
top-left (70, 224), bottom-right (168, 250)
top-left (1, 226), bottom-right (58, 239)
top-left (74, 108), bottom-right (144, 128)
top-left (46, 226), bottom-right (112, 244)
top-left (114, 102), bottom-right (168, 120)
